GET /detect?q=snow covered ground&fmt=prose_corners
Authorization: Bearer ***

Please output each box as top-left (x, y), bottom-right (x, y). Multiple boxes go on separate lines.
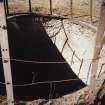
top-left (44, 19), bottom-right (105, 85)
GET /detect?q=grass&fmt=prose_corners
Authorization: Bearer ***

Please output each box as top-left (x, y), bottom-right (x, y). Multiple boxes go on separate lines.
top-left (8, 0), bottom-right (101, 22)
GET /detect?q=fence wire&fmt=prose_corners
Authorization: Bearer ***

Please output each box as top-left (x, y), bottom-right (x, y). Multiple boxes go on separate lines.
top-left (1, 0), bottom-right (105, 104)
top-left (5, 0), bottom-right (101, 24)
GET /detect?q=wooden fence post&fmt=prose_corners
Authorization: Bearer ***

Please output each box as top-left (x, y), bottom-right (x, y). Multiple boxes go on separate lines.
top-left (89, 0), bottom-right (105, 103)
top-left (0, 0), bottom-right (14, 105)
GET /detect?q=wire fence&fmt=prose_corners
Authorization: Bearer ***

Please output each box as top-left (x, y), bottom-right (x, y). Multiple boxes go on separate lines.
top-left (0, 81), bottom-right (105, 105)
top-left (1, 0), bottom-right (105, 105)
top-left (48, 19), bottom-right (105, 84)
top-left (5, 0), bottom-right (101, 24)
top-left (0, 14), bottom-right (105, 87)
top-left (0, 49), bottom-right (105, 87)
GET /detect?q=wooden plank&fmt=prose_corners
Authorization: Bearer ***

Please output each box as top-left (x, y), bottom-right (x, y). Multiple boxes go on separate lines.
top-left (0, 1), bottom-right (14, 105)
top-left (89, 0), bottom-right (105, 103)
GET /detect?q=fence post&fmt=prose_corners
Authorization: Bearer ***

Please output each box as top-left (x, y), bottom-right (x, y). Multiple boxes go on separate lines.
top-left (70, 0), bottom-right (73, 19)
top-left (49, 0), bottom-right (52, 15)
top-left (29, 0), bottom-right (32, 12)
top-left (4, 0), bottom-right (9, 15)
top-left (90, 0), bottom-right (93, 23)
top-left (89, 0), bottom-right (105, 103)
top-left (0, 1), bottom-right (14, 105)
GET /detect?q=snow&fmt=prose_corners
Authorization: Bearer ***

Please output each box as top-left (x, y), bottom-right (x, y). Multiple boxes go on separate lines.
top-left (44, 19), bottom-right (105, 85)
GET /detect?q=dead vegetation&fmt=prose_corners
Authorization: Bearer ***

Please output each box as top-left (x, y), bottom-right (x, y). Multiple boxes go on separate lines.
top-left (8, 0), bottom-right (101, 23)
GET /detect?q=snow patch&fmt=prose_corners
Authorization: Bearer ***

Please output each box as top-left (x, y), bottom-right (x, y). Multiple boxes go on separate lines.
top-left (44, 19), bottom-right (105, 85)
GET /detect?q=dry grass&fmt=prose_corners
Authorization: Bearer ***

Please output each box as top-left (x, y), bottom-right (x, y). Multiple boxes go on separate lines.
top-left (8, 0), bottom-right (101, 22)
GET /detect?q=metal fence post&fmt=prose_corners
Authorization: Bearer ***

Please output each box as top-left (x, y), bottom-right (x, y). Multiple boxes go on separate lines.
top-left (4, 0), bottom-right (9, 15)
top-left (29, 0), bottom-right (32, 12)
top-left (49, 0), bottom-right (53, 15)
